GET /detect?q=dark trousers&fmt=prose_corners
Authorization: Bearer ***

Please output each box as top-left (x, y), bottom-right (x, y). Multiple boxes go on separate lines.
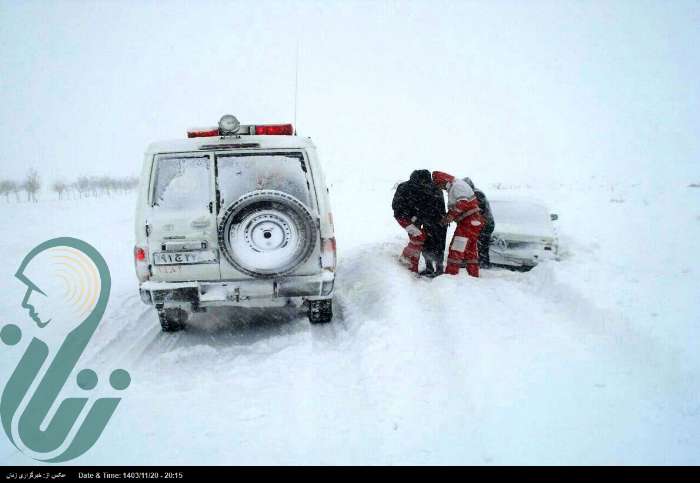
top-left (478, 222), bottom-right (495, 266)
top-left (422, 222), bottom-right (447, 272)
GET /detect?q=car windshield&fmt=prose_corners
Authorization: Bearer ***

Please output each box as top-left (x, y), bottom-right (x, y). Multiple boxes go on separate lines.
top-left (217, 152), bottom-right (312, 208)
top-left (151, 155), bottom-right (211, 210)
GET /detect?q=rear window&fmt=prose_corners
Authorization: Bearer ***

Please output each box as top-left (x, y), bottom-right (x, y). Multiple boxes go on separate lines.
top-left (151, 155), bottom-right (211, 210)
top-left (217, 152), bottom-right (312, 209)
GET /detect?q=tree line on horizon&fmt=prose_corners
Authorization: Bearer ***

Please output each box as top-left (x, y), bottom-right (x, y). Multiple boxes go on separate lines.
top-left (0, 168), bottom-right (139, 203)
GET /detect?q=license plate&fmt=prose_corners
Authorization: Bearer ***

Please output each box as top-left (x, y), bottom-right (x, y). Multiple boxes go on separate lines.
top-left (152, 250), bottom-right (217, 265)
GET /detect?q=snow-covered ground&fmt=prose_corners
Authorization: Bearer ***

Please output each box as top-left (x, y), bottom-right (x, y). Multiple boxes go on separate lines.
top-left (1, 176), bottom-right (698, 465)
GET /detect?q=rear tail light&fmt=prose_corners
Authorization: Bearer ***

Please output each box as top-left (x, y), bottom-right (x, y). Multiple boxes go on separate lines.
top-left (134, 246), bottom-right (150, 282)
top-left (321, 237), bottom-right (336, 271)
top-left (254, 123), bottom-right (294, 135)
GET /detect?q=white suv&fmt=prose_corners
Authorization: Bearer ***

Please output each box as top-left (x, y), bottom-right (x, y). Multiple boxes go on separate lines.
top-left (134, 115), bottom-right (336, 331)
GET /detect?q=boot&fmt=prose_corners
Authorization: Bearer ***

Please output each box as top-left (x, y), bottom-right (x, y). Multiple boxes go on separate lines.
top-left (419, 263), bottom-right (434, 277)
top-left (435, 261), bottom-right (444, 274)
top-left (420, 261), bottom-right (441, 278)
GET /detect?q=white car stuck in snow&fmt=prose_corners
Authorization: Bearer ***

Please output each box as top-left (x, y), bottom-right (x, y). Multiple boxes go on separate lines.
top-left (134, 115), bottom-right (336, 331)
top-left (488, 198), bottom-right (559, 270)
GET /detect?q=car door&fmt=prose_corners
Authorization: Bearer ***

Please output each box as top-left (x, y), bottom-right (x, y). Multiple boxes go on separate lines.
top-left (146, 153), bottom-right (221, 282)
top-left (215, 150), bottom-right (321, 281)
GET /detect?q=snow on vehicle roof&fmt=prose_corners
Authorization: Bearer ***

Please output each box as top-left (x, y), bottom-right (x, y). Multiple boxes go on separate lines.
top-left (490, 198), bottom-right (556, 241)
top-left (146, 135), bottom-right (316, 155)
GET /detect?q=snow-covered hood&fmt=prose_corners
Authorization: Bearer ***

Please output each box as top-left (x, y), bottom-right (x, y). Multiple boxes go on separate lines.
top-left (490, 198), bottom-right (557, 243)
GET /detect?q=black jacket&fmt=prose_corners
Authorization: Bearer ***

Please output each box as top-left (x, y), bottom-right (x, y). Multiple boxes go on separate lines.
top-left (464, 177), bottom-right (494, 229)
top-left (392, 170), bottom-right (445, 225)
top-left (474, 189), bottom-right (494, 229)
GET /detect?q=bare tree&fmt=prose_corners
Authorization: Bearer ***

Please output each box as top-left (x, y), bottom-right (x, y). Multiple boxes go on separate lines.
top-left (10, 173), bottom-right (140, 203)
top-left (126, 176), bottom-right (139, 192)
top-left (64, 183), bottom-right (74, 199)
top-left (76, 176), bottom-right (90, 198)
top-left (23, 168), bottom-right (41, 203)
top-left (89, 176), bottom-right (99, 197)
top-left (98, 175), bottom-right (113, 196)
top-left (10, 180), bottom-right (21, 201)
top-left (0, 180), bottom-right (13, 202)
top-left (52, 180), bottom-right (68, 200)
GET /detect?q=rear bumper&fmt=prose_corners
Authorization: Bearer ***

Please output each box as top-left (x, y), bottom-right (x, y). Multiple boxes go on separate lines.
top-left (139, 271), bottom-right (334, 308)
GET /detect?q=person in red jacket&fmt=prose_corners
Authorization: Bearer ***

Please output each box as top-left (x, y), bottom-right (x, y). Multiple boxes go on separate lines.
top-left (432, 171), bottom-right (483, 277)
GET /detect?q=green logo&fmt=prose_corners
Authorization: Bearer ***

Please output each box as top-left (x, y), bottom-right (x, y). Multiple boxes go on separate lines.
top-left (1, 237), bottom-right (130, 462)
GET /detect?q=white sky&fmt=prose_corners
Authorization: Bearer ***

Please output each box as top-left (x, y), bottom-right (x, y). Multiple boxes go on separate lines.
top-left (1, 0), bottom-right (698, 185)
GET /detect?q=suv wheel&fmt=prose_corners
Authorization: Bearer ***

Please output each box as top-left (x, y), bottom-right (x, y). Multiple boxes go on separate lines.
top-left (218, 190), bottom-right (317, 278)
top-left (308, 299), bottom-right (333, 324)
top-left (158, 307), bottom-right (188, 332)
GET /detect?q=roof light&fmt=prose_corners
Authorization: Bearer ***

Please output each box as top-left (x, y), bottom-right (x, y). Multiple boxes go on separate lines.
top-left (254, 123), bottom-right (294, 135)
top-left (219, 114), bottom-right (240, 135)
top-left (187, 127), bottom-right (218, 138)
top-left (186, 117), bottom-right (294, 138)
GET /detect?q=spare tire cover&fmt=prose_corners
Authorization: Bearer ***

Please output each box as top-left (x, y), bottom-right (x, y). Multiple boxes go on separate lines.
top-left (218, 190), bottom-right (317, 277)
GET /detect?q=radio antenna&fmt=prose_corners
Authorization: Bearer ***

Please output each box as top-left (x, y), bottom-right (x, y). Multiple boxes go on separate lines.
top-left (293, 39), bottom-right (300, 135)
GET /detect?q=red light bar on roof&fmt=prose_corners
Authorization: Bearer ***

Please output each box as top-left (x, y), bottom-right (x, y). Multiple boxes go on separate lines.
top-left (186, 121), bottom-right (295, 138)
top-left (187, 127), bottom-right (219, 138)
top-left (254, 124), bottom-right (294, 135)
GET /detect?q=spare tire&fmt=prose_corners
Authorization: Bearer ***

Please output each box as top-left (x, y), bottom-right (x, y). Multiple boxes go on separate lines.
top-left (218, 190), bottom-right (317, 278)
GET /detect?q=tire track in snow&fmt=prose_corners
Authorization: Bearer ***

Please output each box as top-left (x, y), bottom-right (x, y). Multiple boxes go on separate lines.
top-left (331, 242), bottom-right (489, 462)
top-left (82, 290), bottom-right (156, 366)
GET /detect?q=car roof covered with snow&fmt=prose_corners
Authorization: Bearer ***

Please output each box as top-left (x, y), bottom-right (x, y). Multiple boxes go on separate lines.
top-left (146, 135), bottom-right (316, 155)
top-left (490, 198), bottom-right (556, 241)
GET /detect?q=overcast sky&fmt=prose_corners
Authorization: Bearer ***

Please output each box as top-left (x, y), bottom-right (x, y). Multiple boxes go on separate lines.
top-left (1, 0), bottom-right (698, 185)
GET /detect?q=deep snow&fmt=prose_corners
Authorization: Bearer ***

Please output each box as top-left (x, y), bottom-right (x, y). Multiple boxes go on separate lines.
top-left (1, 178), bottom-right (698, 465)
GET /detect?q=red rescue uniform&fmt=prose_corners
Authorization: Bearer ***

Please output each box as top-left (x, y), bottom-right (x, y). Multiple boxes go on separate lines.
top-left (432, 171), bottom-right (483, 277)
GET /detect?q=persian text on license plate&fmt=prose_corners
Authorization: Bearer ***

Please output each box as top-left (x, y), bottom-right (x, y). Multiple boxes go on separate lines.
top-left (152, 250), bottom-right (217, 265)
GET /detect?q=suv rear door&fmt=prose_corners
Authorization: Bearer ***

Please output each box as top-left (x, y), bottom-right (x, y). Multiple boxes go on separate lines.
top-left (215, 150), bottom-right (320, 280)
top-left (146, 153), bottom-right (221, 282)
